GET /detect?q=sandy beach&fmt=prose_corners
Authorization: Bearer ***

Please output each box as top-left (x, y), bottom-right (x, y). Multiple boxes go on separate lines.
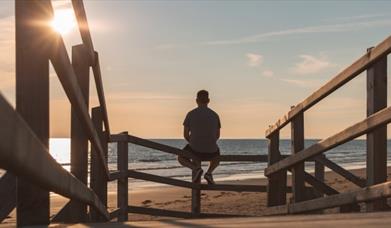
top-left (2, 166), bottom-right (391, 225)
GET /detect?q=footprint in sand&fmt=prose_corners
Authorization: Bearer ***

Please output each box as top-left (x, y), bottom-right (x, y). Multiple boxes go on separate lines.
top-left (142, 200), bottom-right (152, 205)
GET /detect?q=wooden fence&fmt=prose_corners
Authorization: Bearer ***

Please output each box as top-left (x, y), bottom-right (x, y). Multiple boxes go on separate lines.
top-left (0, 0), bottom-right (111, 225)
top-left (108, 133), bottom-right (302, 221)
top-left (264, 35), bottom-right (391, 214)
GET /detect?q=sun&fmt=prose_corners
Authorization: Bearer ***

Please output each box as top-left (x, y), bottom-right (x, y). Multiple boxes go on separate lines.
top-left (50, 9), bottom-right (76, 35)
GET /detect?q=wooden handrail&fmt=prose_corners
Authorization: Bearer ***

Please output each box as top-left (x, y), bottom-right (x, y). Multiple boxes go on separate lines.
top-left (0, 94), bottom-right (109, 220)
top-left (71, 0), bottom-right (95, 65)
top-left (49, 35), bottom-right (110, 179)
top-left (265, 35), bottom-right (391, 137)
top-left (265, 106), bottom-right (391, 176)
top-left (264, 180), bottom-right (391, 216)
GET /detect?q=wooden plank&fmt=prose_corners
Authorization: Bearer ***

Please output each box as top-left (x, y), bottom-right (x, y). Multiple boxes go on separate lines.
top-left (128, 170), bottom-right (197, 189)
top-left (0, 94), bottom-right (109, 220)
top-left (0, 172), bottom-right (16, 222)
top-left (315, 156), bottom-right (366, 187)
top-left (200, 184), bottom-right (267, 192)
top-left (303, 172), bottom-right (339, 196)
top-left (192, 160), bottom-right (201, 217)
top-left (267, 131), bottom-right (287, 207)
top-left (366, 54), bottom-right (388, 211)
top-left (71, 0), bottom-right (95, 64)
top-left (291, 113), bottom-right (306, 203)
top-left (128, 206), bottom-right (240, 219)
top-left (265, 106), bottom-right (391, 176)
top-left (59, 44), bottom-right (89, 222)
top-left (15, 0), bottom-right (51, 225)
top-left (265, 35), bottom-right (391, 137)
top-left (92, 52), bottom-right (110, 137)
top-left (109, 208), bottom-right (120, 220)
top-left (49, 35), bottom-right (109, 179)
top-left (90, 107), bottom-right (108, 221)
top-left (117, 133), bottom-right (129, 222)
top-left (265, 180), bottom-right (391, 216)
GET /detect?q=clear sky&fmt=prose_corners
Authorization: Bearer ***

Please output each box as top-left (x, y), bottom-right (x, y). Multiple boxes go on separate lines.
top-left (1, 0), bottom-right (391, 139)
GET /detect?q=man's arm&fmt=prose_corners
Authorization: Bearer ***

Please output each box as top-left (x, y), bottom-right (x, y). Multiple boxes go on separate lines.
top-left (216, 128), bottom-right (220, 140)
top-left (184, 126), bottom-right (191, 142)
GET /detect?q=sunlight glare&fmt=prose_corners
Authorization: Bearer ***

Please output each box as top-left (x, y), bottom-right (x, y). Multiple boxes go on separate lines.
top-left (50, 9), bottom-right (76, 35)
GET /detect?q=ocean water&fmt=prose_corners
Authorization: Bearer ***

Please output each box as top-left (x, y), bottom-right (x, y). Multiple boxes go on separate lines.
top-left (2, 139), bottom-right (391, 189)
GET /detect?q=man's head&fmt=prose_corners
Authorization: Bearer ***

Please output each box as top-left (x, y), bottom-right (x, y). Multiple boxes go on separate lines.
top-left (196, 90), bottom-right (210, 106)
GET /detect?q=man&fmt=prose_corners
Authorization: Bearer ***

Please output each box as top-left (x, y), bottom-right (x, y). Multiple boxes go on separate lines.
top-left (178, 90), bottom-right (221, 184)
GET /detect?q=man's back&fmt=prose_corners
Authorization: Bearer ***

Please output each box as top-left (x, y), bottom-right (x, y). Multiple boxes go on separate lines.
top-left (183, 106), bottom-right (221, 153)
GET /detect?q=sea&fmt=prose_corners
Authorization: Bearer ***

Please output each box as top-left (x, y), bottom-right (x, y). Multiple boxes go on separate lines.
top-left (2, 139), bottom-right (391, 190)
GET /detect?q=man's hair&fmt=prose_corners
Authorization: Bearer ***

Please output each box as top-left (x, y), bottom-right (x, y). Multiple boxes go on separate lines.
top-left (197, 90), bottom-right (209, 104)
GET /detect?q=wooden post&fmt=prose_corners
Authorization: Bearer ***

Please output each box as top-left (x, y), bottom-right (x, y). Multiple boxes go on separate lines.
top-left (267, 131), bottom-right (287, 206)
top-left (291, 112), bottom-right (306, 203)
top-left (366, 53), bottom-right (387, 211)
top-left (15, 0), bottom-right (51, 225)
top-left (314, 155), bottom-right (325, 198)
top-left (191, 160), bottom-right (201, 217)
top-left (91, 107), bottom-right (108, 221)
top-left (117, 132), bottom-right (128, 221)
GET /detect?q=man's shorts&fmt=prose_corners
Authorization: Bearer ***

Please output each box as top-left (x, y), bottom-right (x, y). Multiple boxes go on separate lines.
top-left (183, 144), bottom-right (220, 161)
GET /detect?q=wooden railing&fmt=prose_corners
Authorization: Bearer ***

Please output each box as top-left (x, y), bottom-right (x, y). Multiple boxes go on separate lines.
top-left (0, 0), bottom-right (111, 225)
top-left (108, 133), bottom-right (303, 221)
top-left (264, 35), bottom-right (391, 214)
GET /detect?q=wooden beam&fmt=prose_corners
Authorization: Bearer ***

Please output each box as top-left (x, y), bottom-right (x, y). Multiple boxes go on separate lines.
top-left (92, 52), bottom-right (110, 137)
top-left (265, 35), bottom-right (391, 137)
top-left (200, 184), bottom-right (267, 192)
top-left (314, 156), bottom-right (366, 188)
top-left (264, 180), bottom-right (391, 216)
top-left (0, 172), bottom-right (16, 222)
top-left (366, 54), bottom-right (388, 211)
top-left (291, 113), bottom-right (306, 203)
top-left (90, 107), bottom-right (108, 221)
top-left (15, 0), bottom-right (51, 225)
top-left (49, 35), bottom-right (109, 179)
top-left (117, 133), bottom-right (129, 222)
top-left (267, 131), bottom-right (287, 207)
top-left (192, 160), bottom-right (201, 217)
top-left (303, 172), bottom-right (339, 196)
top-left (128, 170), bottom-right (197, 189)
top-left (71, 0), bottom-right (95, 64)
top-left (0, 94), bottom-right (109, 220)
top-left (265, 106), bottom-right (391, 176)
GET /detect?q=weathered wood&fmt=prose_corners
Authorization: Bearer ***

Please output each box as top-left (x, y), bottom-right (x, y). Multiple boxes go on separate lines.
top-left (117, 133), bottom-right (129, 222)
top-left (109, 208), bottom-right (121, 220)
top-left (192, 160), bottom-right (201, 217)
top-left (63, 44), bottom-right (90, 222)
top-left (200, 184), bottom-right (267, 192)
top-left (291, 113), bottom-right (306, 203)
top-left (314, 155), bottom-right (325, 198)
top-left (366, 54), bottom-right (388, 211)
top-left (128, 206), bottom-right (240, 219)
top-left (49, 35), bottom-right (109, 179)
top-left (265, 106), bottom-right (391, 176)
top-left (111, 134), bottom-right (196, 160)
top-left (265, 35), bottom-right (391, 137)
top-left (264, 180), bottom-right (391, 216)
top-left (303, 172), bottom-right (338, 196)
top-left (71, 0), bottom-right (95, 64)
top-left (91, 107), bottom-right (108, 221)
top-left (267, 131), bottom-right (287, 207)
top-left (0, 172), bottom-right (16, 222)
top-left (315, 156), bottom-right (366, 187)
top-left (15, 0), bottom-right (51, 225)
top-left (128, 170), bottom-right (197, 189)
top-left (92, 52), bottom-right (110, 137)
top-left (0, 94), bottom-right (109, 220)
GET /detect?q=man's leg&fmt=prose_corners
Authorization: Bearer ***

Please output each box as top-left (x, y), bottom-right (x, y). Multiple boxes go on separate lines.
top-left (177, 155), bottom-right (197, 170)
top-left (206, 157), bottom-right (220, 174)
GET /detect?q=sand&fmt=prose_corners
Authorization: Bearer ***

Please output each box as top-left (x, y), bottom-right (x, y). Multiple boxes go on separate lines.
top-left (2, 166), bottom-right (391, 224)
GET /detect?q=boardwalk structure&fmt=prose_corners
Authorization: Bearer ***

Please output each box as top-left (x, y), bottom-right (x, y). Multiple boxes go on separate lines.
top-left (0, 0), bottom-right (391, 226)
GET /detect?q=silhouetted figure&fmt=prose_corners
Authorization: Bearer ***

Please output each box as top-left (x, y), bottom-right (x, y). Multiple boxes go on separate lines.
top-left (178, 90), bottom-right (221, 184)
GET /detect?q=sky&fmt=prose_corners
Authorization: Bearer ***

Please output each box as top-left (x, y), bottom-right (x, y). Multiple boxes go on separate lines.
top-left (1, 0), bottom-right (391, 139)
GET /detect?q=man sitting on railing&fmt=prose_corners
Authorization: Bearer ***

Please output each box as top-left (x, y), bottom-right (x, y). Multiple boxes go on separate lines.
top-left (177, 90), bottom-right (221, 184)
